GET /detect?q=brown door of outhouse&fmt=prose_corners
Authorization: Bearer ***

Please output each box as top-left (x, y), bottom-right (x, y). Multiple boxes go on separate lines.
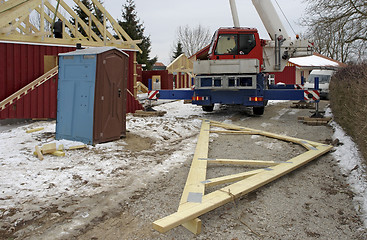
top-left (93, 49), bottom-right (128, 144)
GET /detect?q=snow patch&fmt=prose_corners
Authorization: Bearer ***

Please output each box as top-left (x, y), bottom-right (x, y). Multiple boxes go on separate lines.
top-left (327, 108), bottom-right (367, 227)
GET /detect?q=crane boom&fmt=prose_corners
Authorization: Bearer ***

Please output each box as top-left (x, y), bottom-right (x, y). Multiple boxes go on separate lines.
top-left (229, 0), bottom-right (240, 28)
top-left (252, 0), bottom-right (289, 40)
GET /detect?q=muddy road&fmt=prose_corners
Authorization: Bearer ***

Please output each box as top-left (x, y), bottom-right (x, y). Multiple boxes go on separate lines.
top-left (4, 101), bottom-right (367, 240)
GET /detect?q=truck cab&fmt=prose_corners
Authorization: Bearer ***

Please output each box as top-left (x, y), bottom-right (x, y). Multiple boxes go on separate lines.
top-left (208, 27), bottom-right (265, 69)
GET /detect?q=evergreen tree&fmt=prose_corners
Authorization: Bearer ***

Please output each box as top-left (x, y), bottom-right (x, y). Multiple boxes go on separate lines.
top-left (118, 0), bottom-right (157, 70)
top-left (172, 42), bottom-right (183, 61)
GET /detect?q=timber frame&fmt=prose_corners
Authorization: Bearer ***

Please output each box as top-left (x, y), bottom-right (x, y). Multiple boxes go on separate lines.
top-left (153, 119), bottom-right (333, 234)
top-left (0, 0), bottom-right (141, 51)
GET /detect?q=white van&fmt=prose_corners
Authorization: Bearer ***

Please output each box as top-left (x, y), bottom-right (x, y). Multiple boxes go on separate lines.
top-left (305, 69), bottom-right (335, 100)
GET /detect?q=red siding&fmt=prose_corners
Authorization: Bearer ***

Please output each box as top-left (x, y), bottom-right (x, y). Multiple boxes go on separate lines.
top-left (174, 72), bottom-right (192, 89)
top-left (142, 70), bottom-right (173, 90)
top-left (274, 66), bottom-right (296, 85)
top-left (0, 42), bottom-right (75, 119)
top-left (0, 42), bottom-right (142, 119)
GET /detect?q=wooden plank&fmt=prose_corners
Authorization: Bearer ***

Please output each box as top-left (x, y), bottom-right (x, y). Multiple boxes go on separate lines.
top-left (0, 0), bottom-right (30, 13)
top-left (203, 169), bottom-right (264, 187)
top-left (41, 143), bottom-right (56, 154)
top-left (68, 145), bottom-right (87, 150)
top-left (0, 0), bottom-right (42, 29)
top-left (54, 0), bottom-right (102, 42)
top-left (35, 145), bottom-right (44, 160)
top-left (72, 0), bottom-right (115, 41)
top-left (26, 127), bottom-right (44, 133)
top-left (209, 130), bottom-right (253, 134)
top-left (209, 120), bottom-right (323, 147)
top-left (177, 120), bottom-right (210, 234)
top-left (205, 158), bottom-right (279, 166)
top-left (153, 144), bottom-right (333, 233)
top-left (90, 0), bottom-right (137, 45)
top-left (52, 150), bottom-right (65, 157)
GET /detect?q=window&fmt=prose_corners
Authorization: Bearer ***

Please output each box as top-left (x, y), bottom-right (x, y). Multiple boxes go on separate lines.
top-left (200, 78), bottom-right (212, 87)
top-left (237, 77), bottom-right (253, 87)
top-left (238, 34), bottom-right (256, 55)
top-left (215, 34), bottom-right (237, 55)
top-left (308, 75), bottom-right (331, 84)
top-left (214, 33), bottom-right (256, 55)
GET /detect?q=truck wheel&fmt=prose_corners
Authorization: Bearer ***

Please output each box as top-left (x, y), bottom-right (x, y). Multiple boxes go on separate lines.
top-left (253, 106), bottom-right (264, 115)
top-left (202, 105), bottom-right (214, 112)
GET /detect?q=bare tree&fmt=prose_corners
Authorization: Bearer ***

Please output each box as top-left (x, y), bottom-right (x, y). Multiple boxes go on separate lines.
top-left (176, 24), bottom-right (212, 57)
top-left (303, 0), bottom-right (366, 62)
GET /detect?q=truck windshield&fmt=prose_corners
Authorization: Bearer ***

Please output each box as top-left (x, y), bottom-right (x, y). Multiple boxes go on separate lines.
top-left (308, 74), bottom-right (331, 84)
top-left (214, 33), bottom-right (256, 55)
top-left (215, 34), bottom-right (237, 54)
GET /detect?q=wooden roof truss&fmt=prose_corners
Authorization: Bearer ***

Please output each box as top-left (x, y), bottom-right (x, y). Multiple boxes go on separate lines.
top-left (153, 119), bottom-right (333, 234)
top-left (0, 0), bottom-right (141, 51)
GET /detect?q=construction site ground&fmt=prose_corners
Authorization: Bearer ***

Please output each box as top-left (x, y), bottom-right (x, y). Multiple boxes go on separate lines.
top-left (1, 100), bottom-right (367, 240)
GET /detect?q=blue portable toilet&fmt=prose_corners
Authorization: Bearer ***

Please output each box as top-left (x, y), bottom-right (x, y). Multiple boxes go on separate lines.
top-left (56, 47), bottom-right (129, 145)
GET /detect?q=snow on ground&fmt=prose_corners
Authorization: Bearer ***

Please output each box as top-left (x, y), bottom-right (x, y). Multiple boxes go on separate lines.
top-left (0, 101), bottom-right (205, 228)
top-left (325, 109), bottom-right (367, 227)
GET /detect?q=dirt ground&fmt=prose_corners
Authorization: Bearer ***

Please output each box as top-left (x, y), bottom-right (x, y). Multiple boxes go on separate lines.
top-left (3, 101), bottom-right (367, 240)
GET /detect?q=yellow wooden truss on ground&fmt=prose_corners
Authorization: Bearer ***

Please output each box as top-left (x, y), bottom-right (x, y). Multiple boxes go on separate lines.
top-left (153, 119), bottom-right (333, 234)
top-left (0, 0), bottom-right (141, 51)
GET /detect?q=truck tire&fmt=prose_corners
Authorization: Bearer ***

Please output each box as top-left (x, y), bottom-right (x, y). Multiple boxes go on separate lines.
top-left (253, 106), bottom-right (264, 115)
top-left (202, 105), bottom-right (214, 112)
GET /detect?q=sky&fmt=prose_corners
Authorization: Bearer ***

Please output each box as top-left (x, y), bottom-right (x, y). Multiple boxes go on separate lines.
top-left (74, 0), bottom-right (309, 65)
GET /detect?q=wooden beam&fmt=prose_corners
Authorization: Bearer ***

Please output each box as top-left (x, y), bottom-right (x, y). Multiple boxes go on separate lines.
top-left (72, 0), bottom-right (113, 42)
top-left (209, 130), bottom-right (253, 134)
top-left (56, 0), bottom-right (101, 42)
top-left (41, 143), bottom-right (57, 154)
top-left (26, 127), bottom-right (44, 133)
top-left (35, 145), bottom-right (44, 160)
top-left (209, 120), bottom-right (323, 147)
top-left (203, 169), bottom-right (264, 187)
top-left (205, 158), bottom-right (279, 166)
top-left (89, 0), bottom-right (142, 52)
top-left (0, 34), bottom-right (134, 48)
top-left (0, 0), bottom-right (42, 29)
top-left (40, 0), bottom-right (44, 33)
top-left (90, 0), bottom-right (130, 42)
top-left (177, 119), bottom-right (210, 234)
top-left (0, 0), bottom-right (30, 14)
top-left (52, 150), bottom-right (65, 157)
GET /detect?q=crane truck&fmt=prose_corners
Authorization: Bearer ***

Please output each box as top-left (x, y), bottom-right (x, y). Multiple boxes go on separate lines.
top-left (149, 0), bottom-right (315, 115)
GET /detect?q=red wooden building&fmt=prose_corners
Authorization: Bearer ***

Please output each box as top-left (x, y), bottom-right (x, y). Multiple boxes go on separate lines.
top-left (0, 42), bottom-right (142, 119)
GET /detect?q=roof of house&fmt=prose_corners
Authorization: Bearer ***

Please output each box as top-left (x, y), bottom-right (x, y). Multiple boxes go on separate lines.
top-left (154, 62), bottom-right (166, 67)
top-left (289, 53), bottom-right (346, 68)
